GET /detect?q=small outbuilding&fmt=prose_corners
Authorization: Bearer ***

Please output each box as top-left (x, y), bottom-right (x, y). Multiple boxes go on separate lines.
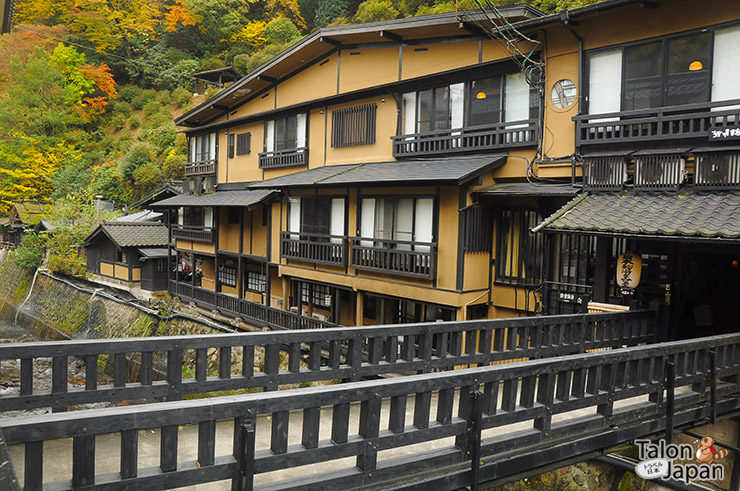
top-left (84, 222), bottom-right (172, 297)
top-left (1, 201), bottom-right (53, 248)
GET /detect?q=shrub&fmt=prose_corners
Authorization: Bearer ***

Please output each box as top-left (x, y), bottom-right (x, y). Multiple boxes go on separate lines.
top-left (172, 87), bottom-right (192, 107)
top-left (354, 0), bottom-right (399, 23)
top-left (111, 101), bottom-right (132, 118)
top-left (111, 113), bottom-right (126, 131)
top-left (142, 101), bottom-right (164, 118)
top-left (162, 153), bottom-right (187, 180)
top-left (118, 85), bottom-right (142, 103)
top-left (145, 124), bottom-right (177, 153)
top-left (156, 90), bottom-right (171, 106)
top-left (128, 115), bottom-right (141, 129)
top-left (14, 232), bottom-right (46, 269)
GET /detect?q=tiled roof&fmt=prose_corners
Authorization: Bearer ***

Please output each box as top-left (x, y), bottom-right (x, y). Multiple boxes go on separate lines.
top-left (472, 182), bottom-right (578, 198)
top-left (536, 192), bottom-right (740, 240)
top-left (149, 189), bottom-right (278, 208)
top-left (116, 210), bottom-right (163, 222)
top-left (85, 222), bottom-right (169, 248)
top-left (249, 156), bottom-right (506, 189)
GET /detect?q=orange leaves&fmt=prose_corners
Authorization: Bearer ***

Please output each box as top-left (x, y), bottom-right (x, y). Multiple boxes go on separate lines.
top-left (165, 0), bottom-right (200, 32)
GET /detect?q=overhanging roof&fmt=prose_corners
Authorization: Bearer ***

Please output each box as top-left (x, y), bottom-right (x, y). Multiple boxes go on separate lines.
top-left (84, 222), bottom-right (169, 248)
top-left (175, 6), bottom-right (544, 128)
top-left (473, 182), bottom-right (578, 199)
top-left (137, 247), bottom-right (173, 259)
top-left (249, 156), bottom-right (507, 189)
top-left (149, 189), bottom-right (279, 208)
top-left (534, 192), bottom-right (740, 242)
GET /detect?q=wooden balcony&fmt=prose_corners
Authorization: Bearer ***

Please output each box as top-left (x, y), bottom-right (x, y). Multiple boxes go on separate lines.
top-left (280, 232), bottom-right (345, 266)
top-left (392, 120), bottom-right (537, 158)
top-left (350, 237), bottom-right (437, 279)
top-left (574, 98), bottom-right (740, 147)
top-left (184, 159), bottom-right (216, 176)
top-left (258, 147), bottom-right (307, 169)
top-left (172, 224), bottom-right (214, 243)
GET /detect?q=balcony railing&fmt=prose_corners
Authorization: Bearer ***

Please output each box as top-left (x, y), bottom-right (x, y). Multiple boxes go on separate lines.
top-left (574, 98), bottom-right (740, 147)
top-left (258, 147), bottom-right (308, 169)
top-left (350, 237), bottom-right (437, 279)
top-left (392, 120), bottom-right (538, 158)
top-left (169, 280), bottom-right (335, 330)
top-left (280, 232), bottom-right (345, 266)
top-left (172, 224), bottom-right (214, 243)
top-left (184, 159), bottom-right (216, 176)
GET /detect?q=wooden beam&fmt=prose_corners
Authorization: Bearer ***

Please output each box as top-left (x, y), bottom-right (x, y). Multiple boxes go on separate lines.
top-left (257, 75), bottom-right (276, 83)
top-left (320, 36), bottom-right (341, 47)
top-left (380, 30), bottom-right (403, 44)
top-left (459, 22), bottom-right (485, 37)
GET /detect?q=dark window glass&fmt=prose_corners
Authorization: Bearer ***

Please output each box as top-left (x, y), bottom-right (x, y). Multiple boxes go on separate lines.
top-left (246, 271), bottom-right (266, 292)
top-left (666, 32), bottom-right (711, 106)
top-left (227, 207), bottom-right (240, 225)
top-left (300, 197), bottom-right (331, 236)
top-left (228, 133), bottom-right (235, 159)
top-left (300, 283), bottom-right (331, 308)
top-left (417, 89), bottom-right (433, 133)
top-left (496, 209), bottom-right (544, 284)
top-left (469, 76), bottom-right (502, 126)
top-left (624, 41), bottom-right (663, 110)
top-left (218, 265), bottom-right (236, 287)
top-left (433, 86), bottom-right (450, 130)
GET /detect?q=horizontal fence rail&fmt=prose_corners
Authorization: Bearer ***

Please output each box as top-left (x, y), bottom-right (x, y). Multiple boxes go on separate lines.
top-left (392, 120), bottom-right (538, 158)
top-left (280, 232), bottom-right (346, 266)
top-left (0, 311), bottom-right (656, 413)
top-left (171, 224), bottom-right (214, 243)
top-left (3, 331), bottom-right (739, 491)
top-left (258, 148), bottom-right (307, 169)
top-left (170, 280), bottom-right (335, 331)
top-left (184, 160), bottom-right (216, 176)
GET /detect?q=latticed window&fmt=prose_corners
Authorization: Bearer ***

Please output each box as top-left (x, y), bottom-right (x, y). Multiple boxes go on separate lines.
top-left (300, 283), bottom-right (331, 308)
top-left (236, 132), bottom-right (251, 155)
top-left (463, 207), bottom-right (493, 253)
top-left (246, 271), bottom-right (266, 292)
top-left (218, 265), bottom-right (236, 287)
top-left (496, 209), bottom-right (544, 284)
top-left (331, 103), bottom-right (376, 148)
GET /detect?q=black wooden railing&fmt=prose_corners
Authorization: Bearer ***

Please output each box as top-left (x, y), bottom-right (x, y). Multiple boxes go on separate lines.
top-left (0, 311), bottom-right (656, 414)
top-left (392, 120), bottom-right (538, 158)
top-left (258, 147), bottom-right (307, 169)
top-left (694, 150), bottom-right (740, 190)
top-left (172, 224), bottom-right (214, 242)
top-left (4, 330), bottom-right (739, 491)
top-left (574, 98), bottom-right (740, 146)
top-left (169, 280), bottom-right (333, 331)
top-left (350, 237), bottom-right (437, 279)
top-left (280, 232), bottom-right (346, 266)
top-left (184, 159), bottom-right (216, 176)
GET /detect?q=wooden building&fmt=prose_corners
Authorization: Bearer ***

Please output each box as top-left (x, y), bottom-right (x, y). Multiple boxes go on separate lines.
top-left (1, 201), bottom-right (52, 249)
top-left (154, 0), bottom-right (740, 333)
top-left (84, 222), bottom-right (172, 296)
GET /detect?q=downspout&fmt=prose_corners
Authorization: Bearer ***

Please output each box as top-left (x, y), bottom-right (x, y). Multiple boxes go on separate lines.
top-left (561, 9), bottom-right (584, 188)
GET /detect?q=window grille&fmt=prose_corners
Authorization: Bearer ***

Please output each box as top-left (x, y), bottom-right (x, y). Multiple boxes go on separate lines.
top-left (463, 207), bottom-right (493, 253)
top-left (236, 132), bottom-right (251, 155)
top-left (300, 283), bottom-right (331, 308)
top-left (246, 271), bottom-right (266, 292)
top-left (331, 103), bottom-right (376, 148)
top-left (228, 133), bottom-right (235, 159)
top-left (218, 266), bottom-right (236, 287)
top-left (496, 209), bottom-right (544, 284)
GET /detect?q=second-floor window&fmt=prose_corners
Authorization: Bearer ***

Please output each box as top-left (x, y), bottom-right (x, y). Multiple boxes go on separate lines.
top-left (587, 24), bottom-right (740, 115)
top-left (288, 197), bottom-right (345, 241)
top-left (189, 133), bottom-right (216, 163)
top-left (359, 197), bottom-right (433, 248)
top-left (265, 113), bottom-right (307, 152)
top-left (178, 207), bottom-right (214, 228)
top-left (496, 209), bottom-right (543, 285)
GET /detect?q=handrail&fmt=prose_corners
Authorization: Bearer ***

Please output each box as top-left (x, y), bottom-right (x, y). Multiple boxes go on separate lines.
top-left (280, 231), bottom-right (346, 266)
top-left (258, 147), bottom-right (308, 169)
top-left (172, 224), bottom-right (214, 242)
top-left (3, 330), bottom-right (737, 491)
top-left (350, 236), bottom-right (438, 279)
top-left (0, 310), bottom-right (656, 413)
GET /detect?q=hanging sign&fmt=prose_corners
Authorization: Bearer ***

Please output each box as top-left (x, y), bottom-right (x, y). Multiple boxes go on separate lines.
top-left (617, 253), bottom-right (642, 290)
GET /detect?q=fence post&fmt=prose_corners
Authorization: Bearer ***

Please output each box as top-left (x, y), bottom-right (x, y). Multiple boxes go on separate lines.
top-left (665, 361), bottom-right (675, 445)
top-left (469, 390), bottom-right (482, 491)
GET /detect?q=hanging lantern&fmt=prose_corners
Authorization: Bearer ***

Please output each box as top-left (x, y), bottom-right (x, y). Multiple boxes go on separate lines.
top-left (617, 253), bottom-right (642, 290)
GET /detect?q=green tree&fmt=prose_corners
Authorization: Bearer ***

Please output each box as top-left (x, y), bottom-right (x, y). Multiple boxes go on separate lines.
top-left (354, 0), bottom-right (399, 23)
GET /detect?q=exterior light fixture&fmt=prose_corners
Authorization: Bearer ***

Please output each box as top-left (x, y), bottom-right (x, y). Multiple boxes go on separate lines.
top-left (689, 61), bottom-right (703, 71)
top-left (476, 92), bottom-right (487, 99)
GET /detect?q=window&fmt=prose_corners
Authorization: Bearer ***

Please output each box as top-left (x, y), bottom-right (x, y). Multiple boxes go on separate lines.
top-left (228, 133), bottom-right (235, 159)
top-left (496, 210), bottom-right (544, 284)
top-left (246, 270), bottom-right (266, 292)
top-left (300, 283), bottom-right (331, 308)
top-left (359, 197), bottom-right (433, 248)
top-left (236, 132), bottom-right (251, 155)
top-left (402, 75), bottom-right (538, 134)
top-left (218, 264), bottom-right (236, 287)
top-left (117, 251), bottom-right (127, 263)
top-left (588, 26), bottom-right (740, 114)
top-left (227, 207), bottom-right (240, 225)
top-left (288, 197), bottom-right (344, 240)
top-left (178, 207), bottom-right (213, 227)
top-left (463, 207), bottom-right (493, 253)
top-left (265, 114), bottom-right (307, 152)
top-left (189, 133), bottom-right (216, 163)
top-left (551, 235), bottom-right (596, 286)
top-left (331, 103), bottom-right (377, 147)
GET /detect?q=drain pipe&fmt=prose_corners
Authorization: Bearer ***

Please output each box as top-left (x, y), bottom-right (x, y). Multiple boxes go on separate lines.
top-left (15, 268), bottom-right (41, 325)
top-left (594, 455), bottom-right (711, 491)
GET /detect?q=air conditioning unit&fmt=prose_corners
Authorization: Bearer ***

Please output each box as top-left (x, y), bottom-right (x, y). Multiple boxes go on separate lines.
top-left (311, 312), bottom-right (328, 322)
top-left (204, 175), bottom-right (217, 194)
top-left (635, 156), bottom-right (686, 188)
top-left (695, 152), bottom-right (740, 187)
top-left (586, 158), bottom-right (626, 189)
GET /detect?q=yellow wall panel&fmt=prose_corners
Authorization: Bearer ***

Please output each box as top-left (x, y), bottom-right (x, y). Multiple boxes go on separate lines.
top-left (100, 262), bottom-right (114, 277)
top-left (230, 90), bottom-right (275, 120)
top-left (277, 53), bottom-right (338, 108)
top-left (436, 186), bottom-right (459, 291)
top-left (225, 122), bottom-right (263, 184)
top-left (339, 47), bottom-right (399, 93)
top-left (401, 42), bottom-right (478, 80)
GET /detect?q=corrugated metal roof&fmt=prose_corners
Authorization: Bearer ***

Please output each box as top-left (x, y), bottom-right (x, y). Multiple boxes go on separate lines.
top-left (149, 189), bottom-right (278, 208)
top-left (473, 182), bottom-right (578, 198)
top-left (116, 210), bottom-right (163, 222)
top-left (137, 247), bottom-right (172, 258)
top-left (249, 156), bottom-right (506, 188)
top-left (535, 192), bottom-right (740, 241)
top-left (85, 222), bottom-right (169, 248)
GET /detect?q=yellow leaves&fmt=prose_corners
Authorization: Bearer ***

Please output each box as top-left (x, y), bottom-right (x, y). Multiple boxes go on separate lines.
top-left (228, 20), bottom-right (268, 47)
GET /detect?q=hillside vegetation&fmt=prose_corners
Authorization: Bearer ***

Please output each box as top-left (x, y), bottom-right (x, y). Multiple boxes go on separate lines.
top-left (0, 0), bottom-right (598, 214)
